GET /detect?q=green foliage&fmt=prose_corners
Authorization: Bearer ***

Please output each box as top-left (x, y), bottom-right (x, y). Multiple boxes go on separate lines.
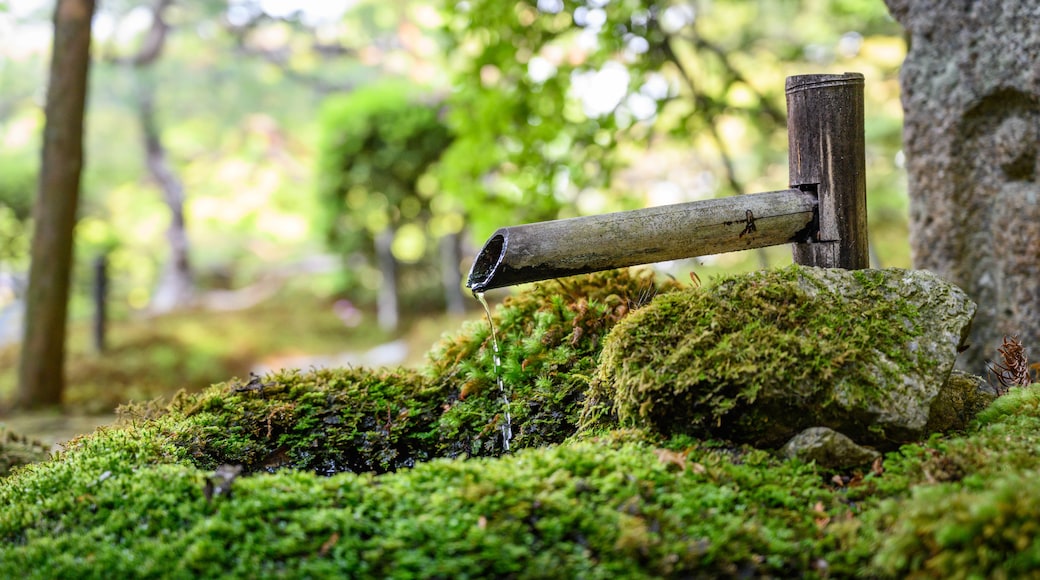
top-left (317, 79), bottom-right (453, 261)
top-left (439, 0), bottom-right (905, 243)
top-left (0, 151), bottom-right (36, 267)
top-left (0, 287), bottom-right (404, 413)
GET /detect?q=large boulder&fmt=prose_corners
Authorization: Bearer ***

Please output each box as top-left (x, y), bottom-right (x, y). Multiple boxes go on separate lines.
top-left (592, 265), bottom-right (979, 449)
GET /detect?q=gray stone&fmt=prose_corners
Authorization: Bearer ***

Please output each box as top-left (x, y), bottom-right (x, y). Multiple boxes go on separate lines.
top-left (884, 0), bottom-right (1040, 374)
top-left (596, 265), bottom-right (978, 449)
top-left (781, 427), bottom-right (880, 469)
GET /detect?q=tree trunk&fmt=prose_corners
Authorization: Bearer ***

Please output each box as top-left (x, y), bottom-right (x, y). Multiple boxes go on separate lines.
top-left (375, 229), bottom-right (399, 332)
top-left (440, 231), bottom-right (465, 315)
top-left (17, 0), bottom-right (96, 409)
top-left (139, 84), bottom-right (194, 313)
top-left (885, 0), bottom-right (1040, 374)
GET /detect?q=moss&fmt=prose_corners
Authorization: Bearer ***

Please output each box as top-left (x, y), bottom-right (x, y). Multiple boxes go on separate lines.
top-left (6, 266), bottom-right (1039, 577)
top-left (163, 366), bottom-right (442, 474)
top-left (424, 268), bottom-right (680, 456)
top-left (23, 393), bottom-right (1040, 579)
top-left (0, 426), bottom-right (848, 578)
top-left (590, 265), bottom-right (942, 448)
top-left (924, 371), bottom-right (996, 434)
top-left (115, 268), bottom-right (682, 476)
top-left (873, 471), bottom-right (1040, 577)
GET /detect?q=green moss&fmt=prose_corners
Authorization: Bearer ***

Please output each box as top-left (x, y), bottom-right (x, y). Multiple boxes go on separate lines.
top-left (873, 471), bottom-right (1040, 577)
top-left (6, 266), bottom-right (1038, 577)
top-left (21, 391), bottom-right (1040, 579)
top-left (111, 268), bottom-right (682, 475)
top-left (163, 366), bottom-right (442, 474)
top-left (0, 425), bottom-right (849, 578)
top-left (589, 265), bottom-right (935, 447)
top-left (425, 268), bottom-right (681, 456)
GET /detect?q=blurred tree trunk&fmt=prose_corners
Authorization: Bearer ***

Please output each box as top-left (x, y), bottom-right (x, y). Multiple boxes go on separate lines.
top-left (17, 0), bottom-right (96, 409)
top-left (111, 0), bottom-right (194, 313)
top-left (441, 232), bottom-right (466, 315)
top-left (375, 229), bottom-right (399, 332)
top-left (139, 84), bottom-right (194, 312)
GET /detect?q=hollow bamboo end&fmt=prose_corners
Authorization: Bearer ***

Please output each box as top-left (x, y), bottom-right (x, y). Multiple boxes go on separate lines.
top-left (785, 72), bottom-right (864, 94)
top-left (466, 233), bottom-right (506, 292)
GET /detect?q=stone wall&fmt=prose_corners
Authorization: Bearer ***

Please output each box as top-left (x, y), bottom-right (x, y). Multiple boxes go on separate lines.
top-left (885, 0), bottom-right (1040, 373)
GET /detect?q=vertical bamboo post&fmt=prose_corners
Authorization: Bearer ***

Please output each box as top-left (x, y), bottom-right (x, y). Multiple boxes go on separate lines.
top-left (786, 73), bottom-right (868, 269)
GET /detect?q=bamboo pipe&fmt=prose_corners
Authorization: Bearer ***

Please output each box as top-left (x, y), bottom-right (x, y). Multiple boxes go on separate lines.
top-left (466, 188), bottom-right (818, 292)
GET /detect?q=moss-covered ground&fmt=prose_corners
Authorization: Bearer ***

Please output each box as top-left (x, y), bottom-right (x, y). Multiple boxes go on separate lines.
top-left (2, 266), bottom-right (1038, 578)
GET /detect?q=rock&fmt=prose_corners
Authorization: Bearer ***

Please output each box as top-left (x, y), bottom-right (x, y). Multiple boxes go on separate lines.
top-left (781, 427), bottom-right (880, 469)
top-left (884, 0), bottom-right (1040, 374)
top-left (594, 265), bottom-right (977, 449)
top-left (926, 370), bottom-right (998, 433)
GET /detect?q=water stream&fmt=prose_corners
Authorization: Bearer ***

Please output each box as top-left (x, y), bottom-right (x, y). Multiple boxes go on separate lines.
top-left (474, 291), bottom-right (513, 452)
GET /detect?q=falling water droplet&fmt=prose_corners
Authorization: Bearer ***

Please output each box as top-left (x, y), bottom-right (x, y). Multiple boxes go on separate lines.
top-left (474, 291), bottom-right (513, 452)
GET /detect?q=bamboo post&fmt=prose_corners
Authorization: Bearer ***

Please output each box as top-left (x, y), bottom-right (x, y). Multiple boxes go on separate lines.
top-left (786, 73), bottom-right (868, 269)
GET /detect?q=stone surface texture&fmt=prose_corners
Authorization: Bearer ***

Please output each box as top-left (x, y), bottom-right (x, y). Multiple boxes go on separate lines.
top-left (780, 427), bottom-right (880, 469)
top-left (885, 0), bottom-right (1040, 373)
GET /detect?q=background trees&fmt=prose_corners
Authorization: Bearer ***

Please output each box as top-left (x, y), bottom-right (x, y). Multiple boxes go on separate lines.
top-left (1, 0), bottom-right (915, 410)
top-left (317, 79), bottom-right (456, 330)
top-left (438, 0), bottom-right (907, 262)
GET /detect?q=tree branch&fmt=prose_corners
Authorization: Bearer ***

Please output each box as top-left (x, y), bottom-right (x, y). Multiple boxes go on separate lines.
top-left (687, 34), bottom-right (787, 127)
top-left (105, 0), bottom-right (174, 67)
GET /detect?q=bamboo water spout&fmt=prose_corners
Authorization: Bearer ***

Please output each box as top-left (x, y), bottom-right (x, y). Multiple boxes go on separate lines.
top-left (467, 189), bottom-right (818, 292)
top-left (466, 72), bottom-right (867, 292)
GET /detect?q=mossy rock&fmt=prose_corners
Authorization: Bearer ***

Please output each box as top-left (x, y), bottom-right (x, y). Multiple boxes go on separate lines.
top-left (590, 265), bottom-right (977, 449)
